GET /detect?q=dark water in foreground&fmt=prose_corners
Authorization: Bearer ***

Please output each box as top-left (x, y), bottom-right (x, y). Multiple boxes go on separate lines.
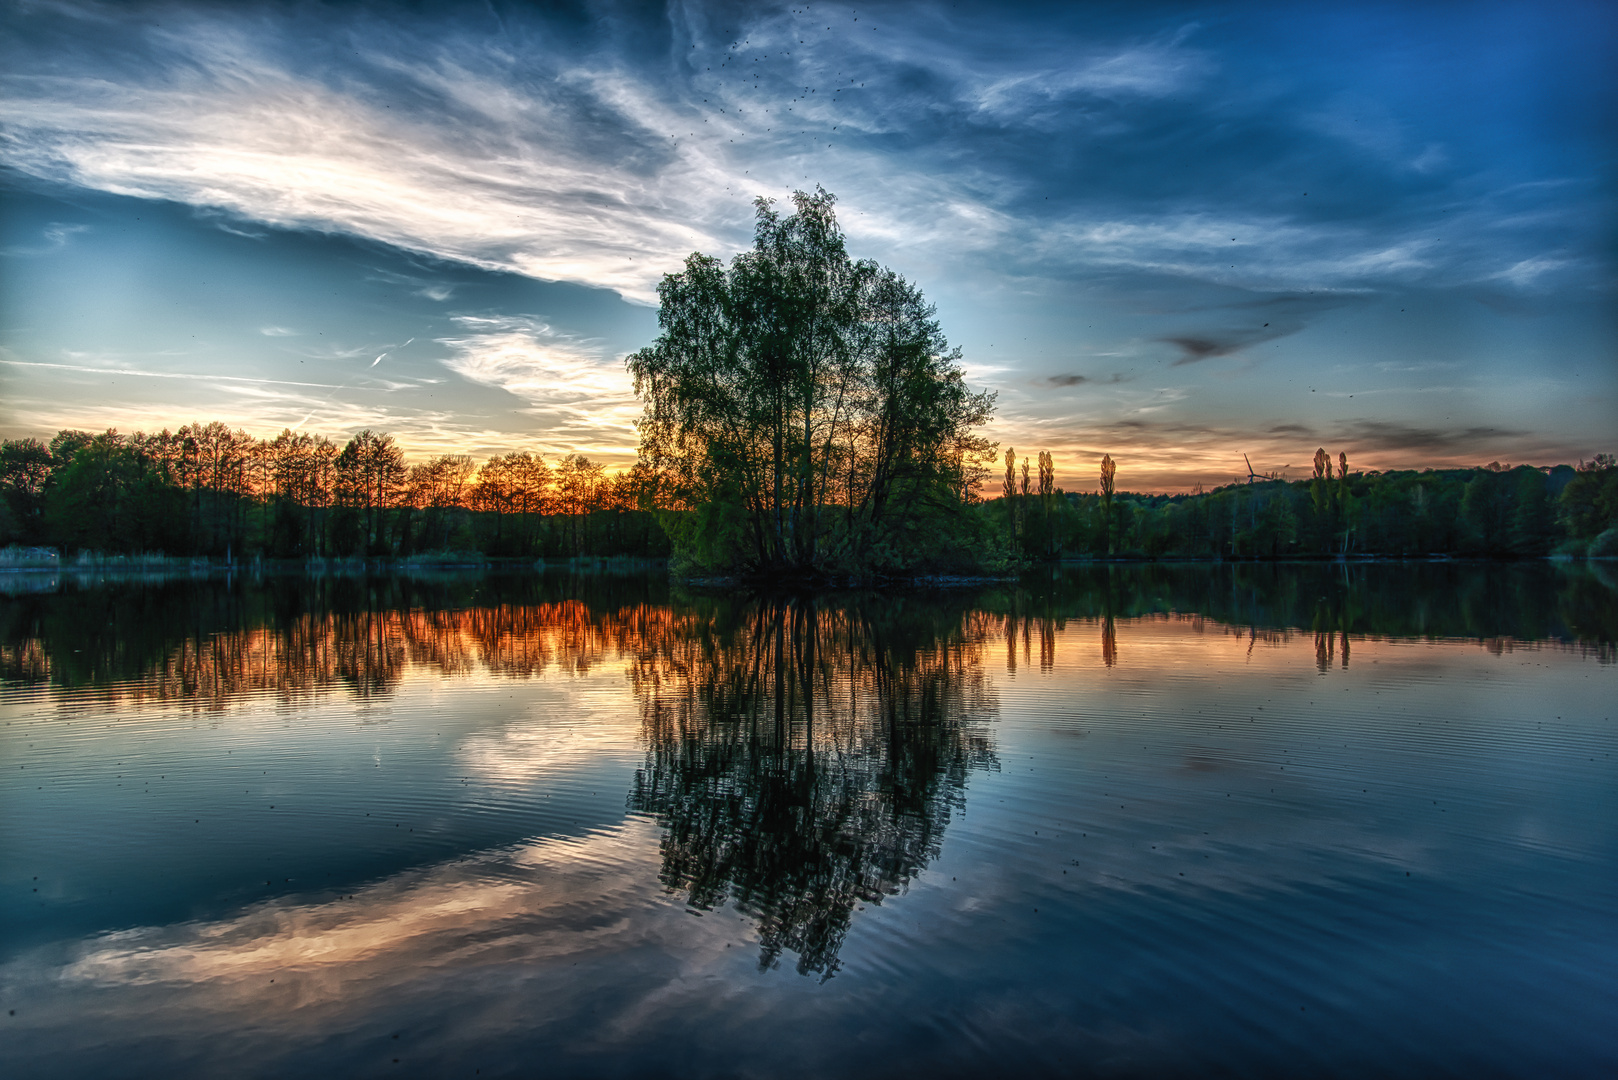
top-left (1, 563), bottom-right (1614, 1078)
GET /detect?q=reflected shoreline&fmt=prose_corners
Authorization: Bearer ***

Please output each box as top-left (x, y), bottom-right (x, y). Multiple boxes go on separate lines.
top-left (3, 564), bottom-right (1614, 1075)
top-left (2, 562), bottom-right (1612, 701)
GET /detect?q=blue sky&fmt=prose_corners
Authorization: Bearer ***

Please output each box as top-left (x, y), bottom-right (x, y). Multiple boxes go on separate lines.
top-left (2, 0), bottom-right (1613, 490)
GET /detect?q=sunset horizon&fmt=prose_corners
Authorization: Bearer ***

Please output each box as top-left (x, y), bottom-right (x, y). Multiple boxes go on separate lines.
top-left (3, 6), bottom-right (1616, 1076)
top-left (4, 0), bottom-right (1612, 494)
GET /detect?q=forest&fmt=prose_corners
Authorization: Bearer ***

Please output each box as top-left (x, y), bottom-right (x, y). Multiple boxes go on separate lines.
top-left (990, 447), bottom-right (1618, 563)
top-left (1, 422), bottom-right (1613, 566)
top-left (0, 424), bottom-right (668, 561)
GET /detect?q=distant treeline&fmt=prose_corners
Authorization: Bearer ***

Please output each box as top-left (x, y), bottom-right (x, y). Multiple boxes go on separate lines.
top-left (2, 425), bottom-right (1614, 564)
top-left (992, 447), bottom-right (1618, 561)
top-left (0, 424), bottom-right (669, 559)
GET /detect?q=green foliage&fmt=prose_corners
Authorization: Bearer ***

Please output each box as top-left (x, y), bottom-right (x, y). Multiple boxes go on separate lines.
top-left (335, 430), bottom-right (407, 556)
top-left (988, 458), bottom-right (1613, 562)
top-left (41, 432), bottom-right (189, 554)
top-left (4, 416), bottom-right (1607, 566)
top-left (1561, 455), bottom-right (1618, 548)
top-left (0, 438), bottom-right (52, 544)
top-left (2, 422), bottom-right (675, 562)
top-left (627, 188), bottom-right (997, 579)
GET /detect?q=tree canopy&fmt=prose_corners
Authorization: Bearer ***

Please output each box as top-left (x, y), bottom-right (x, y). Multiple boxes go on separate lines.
top-left (627, 188), bottom-right (997, 579)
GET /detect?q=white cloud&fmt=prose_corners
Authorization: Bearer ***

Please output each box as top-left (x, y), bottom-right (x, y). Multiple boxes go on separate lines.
top-left (0, 6), bottom-right (1220, 305)
top-left (1, 221), bottom-right (88, 256)
top-left (1, 17), bottom-right (744, 303)
top-left (1409, 143), bottom-right (1448, 174)
top-left (1490, 256), bottom-right (1569, 288)
top-left (1040, 213), bottom-right (1435, 290)
top-left (2, 1), bottom-right (1604, 489)
top-left (438, 316), bottom-right (642, 457)
top-left (973, 40), bottom-right (1211, 118)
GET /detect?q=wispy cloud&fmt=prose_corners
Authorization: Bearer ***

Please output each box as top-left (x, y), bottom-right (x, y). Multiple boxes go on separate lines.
top-left (0, 357), bottom-right (343, 391)
top-left (3, 1), bottom-right (1592, 308)
top-left (438, 315), bottom-right (641, 457)
top-left (2, 11), bottom-right (738, 302)
top-left (1, 221), bottom-right (88, 256)
top-left (0, 7), bottom-right (1362, 299)
top-left (1489, 256), bottom-right (1570, 288)
top-left (972, 30), bottom-right (1212, 119)
top-left (2, 1), bottom-right (1610, 487)
top-left (0, 351), bottom-right (577, 464)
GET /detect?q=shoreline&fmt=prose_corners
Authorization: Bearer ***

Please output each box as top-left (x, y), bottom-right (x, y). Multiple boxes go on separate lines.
top-left (3, 551), bottom-right (1612, 579)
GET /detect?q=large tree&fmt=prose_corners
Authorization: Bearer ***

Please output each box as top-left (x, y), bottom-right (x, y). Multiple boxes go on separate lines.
top-left (335, 430), bottom-right (407, 554)
top-left (627, 188), bottom-right (996, 577)
top-left (0, 437), bottom-right (53, 544)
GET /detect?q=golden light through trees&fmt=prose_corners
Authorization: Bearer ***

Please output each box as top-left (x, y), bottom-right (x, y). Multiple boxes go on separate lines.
top-left (0, 416), bottom-right (657, 559)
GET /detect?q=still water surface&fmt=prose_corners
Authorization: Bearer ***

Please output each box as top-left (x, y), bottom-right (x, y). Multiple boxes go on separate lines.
top-left (2, 564), bottom-right (1614, 1077)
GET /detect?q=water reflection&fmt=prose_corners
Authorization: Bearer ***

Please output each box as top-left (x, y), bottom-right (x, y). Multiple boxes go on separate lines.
top-left (1331, 630), bottom-right (1352, 669)
top-left (3, 564), bottom-right (1614, 1076)
top-left (982, 561), bottom-right (1616, 667)
top-left (3, 563), bottom-right (1611, 704)
top-left (627, 595), bottom-right (999, 977)
top-left (0, 571), bottom-right (680, 704)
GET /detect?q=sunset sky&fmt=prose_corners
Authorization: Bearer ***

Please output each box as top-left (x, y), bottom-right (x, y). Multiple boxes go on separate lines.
top-left (2, 0), bottom-right (1613, 491)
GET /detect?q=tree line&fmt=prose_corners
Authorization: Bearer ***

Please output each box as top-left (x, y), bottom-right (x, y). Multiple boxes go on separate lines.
top-left (7, 182), bottom-right (1612, 572)
top-left (6, 424), bottom-right (1610, 567)
top-left (623, 188), bottom-right (1618, 575)
top-left (6, 427), bottom-right (1611, 568)
top-left (990, 448), bottom-right (1618, 561)
top-left (0, 423), bottom-right (670, 560)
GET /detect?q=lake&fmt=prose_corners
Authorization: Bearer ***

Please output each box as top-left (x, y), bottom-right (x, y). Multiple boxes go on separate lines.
top-left (2, 563), bottom-right (1614, 1078)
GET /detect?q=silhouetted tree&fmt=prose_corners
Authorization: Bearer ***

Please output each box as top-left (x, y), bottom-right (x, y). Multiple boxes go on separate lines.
top-left (627, 188), bottom-right (996, 578)
top-left (1100, 454), bottom-right (1116, 556)
top-left (335, 430), bottom-right (407, 555)
top-left (0, 438), bottom-right (53, 544)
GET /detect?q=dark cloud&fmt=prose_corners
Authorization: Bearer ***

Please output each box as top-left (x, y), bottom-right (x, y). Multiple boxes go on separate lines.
top-left (1330, 420), bottom-right (1530, 454)
top-left (1228, 293), bottom-right (1363, 319)
top-left (1100, 418), bottom-right (1224, 440)
top-left (1162, 324), bottom-right (1299, 364)
top-left (1163, 335), bottom-right (1244, 364)
top-left (1057, 416), bottom-right (1568, 465)
top-left (1043, 372), bottom-right (1130, 388)
top-left (1469, 289), bottom-right (1548, 318)
top-left (1160, 291), bottom-right (1366, 364)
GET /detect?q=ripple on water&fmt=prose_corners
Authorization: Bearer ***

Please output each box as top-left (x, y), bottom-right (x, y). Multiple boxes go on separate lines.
top-left (2, 568), bottom-right (1614, 1077)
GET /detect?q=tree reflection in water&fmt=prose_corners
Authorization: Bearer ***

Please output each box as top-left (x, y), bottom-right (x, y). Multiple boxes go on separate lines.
top-left (627, 594), bottom-right (1000, 979)
top-left (0, 571), bottom-right (683, 704)
top-left (5, 563), bottom-right (1610, 699)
